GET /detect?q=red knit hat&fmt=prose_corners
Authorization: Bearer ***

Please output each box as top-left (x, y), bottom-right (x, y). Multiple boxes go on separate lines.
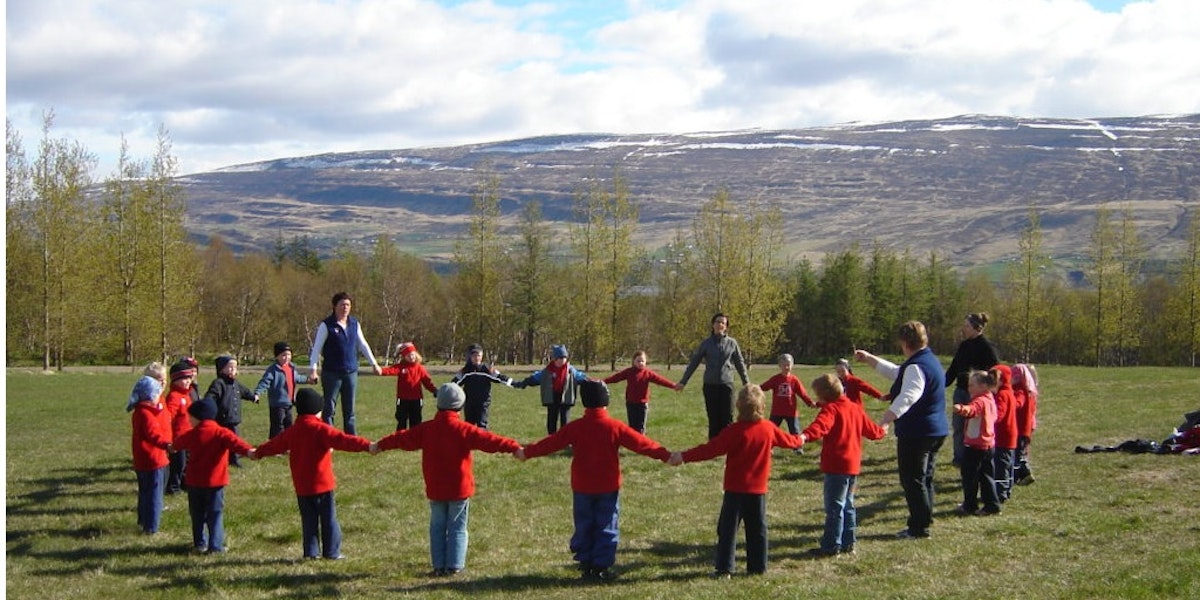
top-left (398, 342), bottom-right (417, 355)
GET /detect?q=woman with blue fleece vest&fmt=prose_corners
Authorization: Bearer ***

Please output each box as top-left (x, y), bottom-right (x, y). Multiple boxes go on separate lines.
top-left (308, 292), bottom-right (383, 435)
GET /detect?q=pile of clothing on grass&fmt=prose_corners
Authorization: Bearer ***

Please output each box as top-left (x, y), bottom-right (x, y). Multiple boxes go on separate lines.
top-left (1075, 410), bottom-right (1200, 455)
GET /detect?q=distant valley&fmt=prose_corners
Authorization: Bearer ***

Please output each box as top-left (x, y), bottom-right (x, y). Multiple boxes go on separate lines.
top-left (178, 114), bottom-right (1200, 270)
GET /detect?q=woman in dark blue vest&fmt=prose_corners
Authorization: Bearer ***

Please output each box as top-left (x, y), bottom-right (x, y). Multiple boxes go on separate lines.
top-left (308, 292), bottom-right (383, 435)
top-left (855, 321), bottom-right (948, 539)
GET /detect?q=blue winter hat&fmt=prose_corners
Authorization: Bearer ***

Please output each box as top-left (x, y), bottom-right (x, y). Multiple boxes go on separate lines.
top-left (551, 345), bottom-right (569, 359)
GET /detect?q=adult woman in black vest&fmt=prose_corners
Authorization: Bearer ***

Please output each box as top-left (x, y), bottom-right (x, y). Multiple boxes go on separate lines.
top-left (944, 313), bottom-right (999, 465)
top-left (855, 321), bottom-right (948, 539)
top-left (308, 292), bottom-right (383, 435)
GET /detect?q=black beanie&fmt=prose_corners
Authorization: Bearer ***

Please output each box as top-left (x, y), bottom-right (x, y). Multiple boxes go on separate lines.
top-left (188, 399), bottom-right (218, 421)
top-left (580, 380), bottom-right (610, 409)
top-left (296, 388), bottom-right (323, 415)
top-left (273, 341), bottom-right (292, 357)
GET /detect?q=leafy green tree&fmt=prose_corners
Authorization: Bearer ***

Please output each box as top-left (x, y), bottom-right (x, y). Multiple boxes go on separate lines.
top-left (1003, 208), bottom-right (1053, 362)
top-left (452, 173), bottom-right (507, 356)
top-left (1112, 207), bottom-right (1144, 365)
top-left (147, 126), bottom-right (197, 361)
top-left (510, 200), bottom-right (555, 364)
top-left (6, 119), bottom-right (41, 362)
top-left (1169, 216), bottom-right (1200, 366)
top-left (652, 232), bottom-right (702, 368)
top-left (29, 111), bottom-right (98, 369)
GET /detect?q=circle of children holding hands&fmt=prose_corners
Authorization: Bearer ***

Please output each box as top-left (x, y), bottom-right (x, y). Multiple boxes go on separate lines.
top-left (128, 310), bottom-right (1042, 579)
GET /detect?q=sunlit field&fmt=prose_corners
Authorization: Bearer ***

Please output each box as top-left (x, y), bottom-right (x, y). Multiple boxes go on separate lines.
top-left (6, 364), bottom-right (1199, 599)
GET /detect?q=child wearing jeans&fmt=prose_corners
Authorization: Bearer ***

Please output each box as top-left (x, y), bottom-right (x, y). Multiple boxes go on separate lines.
top-left (172, 399), bottom-right (256, 553)
top-left (517, 380), bottom-right (671, 580)
top-left (253, 388), bottom-right (373, 559)
top-left (130, 375), bottom-right (171, 534)
top-left (670, 384), bottom-right (803, 577)
top-left (799, 374), bottom-right (888, 557)
top-left (374, 383), bottom-right (521, 576)
top-left (952, 370), bottom-right (1002, 516)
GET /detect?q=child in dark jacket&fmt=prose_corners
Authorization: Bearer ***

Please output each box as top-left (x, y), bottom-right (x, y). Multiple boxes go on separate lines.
top-left (130, 375), bottom-right (171, 534)
top-left (379, 341), bottom-right (438, 431)
top-left (253, 388), bottom-right (373, 560)
top-left (517, 380), bottom-right (672, 580)
top-left (451, 344), bottom-right (514, 430)
top-left (374, 383), bottom-right (521, 576)
top-left (204, 355), bottom-right (258, 467)
top-left (800, 374), bottom-right (887, 556)
top-left (670, 384), bottom-right (804, 577)
top-left (172, 399), bottom-right (256, 553)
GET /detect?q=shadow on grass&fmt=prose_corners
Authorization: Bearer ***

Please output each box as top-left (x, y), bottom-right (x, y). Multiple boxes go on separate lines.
top-left (8, 462), bottom-right (131, 511)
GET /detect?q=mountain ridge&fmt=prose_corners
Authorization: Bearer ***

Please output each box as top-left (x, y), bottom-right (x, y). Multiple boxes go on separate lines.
top-left (178, 113), bottom-right (1200, 268)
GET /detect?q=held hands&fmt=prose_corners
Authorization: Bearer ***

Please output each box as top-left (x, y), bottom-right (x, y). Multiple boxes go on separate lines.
top-left (513, 447), bottom-right (526, 461)
top-left (246, 448), bottom-right (257, 460)
top-left (668, 451), bottom-right (684, 467)
top-left (372, 365), bottom-right (384, 376)
top-left (673, 383), bottom-right (685, 392)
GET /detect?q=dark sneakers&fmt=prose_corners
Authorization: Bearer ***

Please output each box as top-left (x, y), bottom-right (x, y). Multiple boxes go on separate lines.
top-left (896, 529), bottom-right (931, 539)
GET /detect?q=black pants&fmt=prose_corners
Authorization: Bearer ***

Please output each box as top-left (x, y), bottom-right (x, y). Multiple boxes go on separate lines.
top-left (546, 403), bottom-right (571, 434)
top-left (703, 383), bottom-right (734, 439)
top-left (464, 397), bottom-right (492, 429)
top-left (896, 435), bottom-right (944, 536)
top-left (395, 400), bottom-right (423, 431)
top-left (167, 449), bottom-right (187, 493)
top-left (626, 403), bottom-right (648, 434)
top-left (715, 492), bottom-right (767, 574)
top-left (269, 406), bottom-right (294, 439)
top-left (220, 422), bottom-right (241, 466)
top-left (960, 446), bottom-right (1000, 513)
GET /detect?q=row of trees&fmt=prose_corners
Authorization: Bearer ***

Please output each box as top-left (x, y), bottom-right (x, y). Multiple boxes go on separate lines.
top-left (8, 117), bottom-right (1200, 369)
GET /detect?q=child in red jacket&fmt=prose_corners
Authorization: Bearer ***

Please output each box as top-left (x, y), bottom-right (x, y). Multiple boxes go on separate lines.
top-left (517, 380), bottom-right (671, 580)
top-left (759, 354), bottom-right (813, 442)
top-left (1012, 363), bottom-right (1039, 485)
top-left (800, 374), bottom-right (888, 557)
top-left (374, 383), bottom-right (521, 577)
top-left (952, 370), bottom-right (1002, 516)
top-left (172, 399), bottom-right (256, 553)
top-left (992, 364), bottom-right (1019, 502)
top-left (835, 358), bottom-right (885, 405)
top-left (603, 350), bottom-right (677, 434)
top-left (380, 341), bottom-right (438, 431)
top-left (670, 384), bottom-right (803, 577)
top-left (165, 360), bottom-right (198, 494)
top-left (253, 388), bottom-right (373, 559)
top-left (130, 375), bottom-right (171, 534)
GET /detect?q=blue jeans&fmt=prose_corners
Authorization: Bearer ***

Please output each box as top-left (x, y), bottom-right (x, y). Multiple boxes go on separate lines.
top-left (188, 486), bottom-right (226, 551)
top-left (298, 491), bottom-right (342, 558)
top-left (820, 474), bottom-right (857, 551)
top-left (715, 491), bottom-right (767, 574)
top-left (136, 466), bottom-right (167, 533)
top-left (896, 435), bottom-right (944, 536)
top-left (429, 499), bottom-right (470, 570)
top-left (322, 371), bottom-right (359, 434)
top-left (769, 415), bottom-right (800, 434)
top-left (571, 491), bottom-right (620, 569)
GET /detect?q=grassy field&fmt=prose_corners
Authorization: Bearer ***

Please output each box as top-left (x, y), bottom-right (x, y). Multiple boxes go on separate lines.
top-left (6, 364), bottom-right (1200, 599)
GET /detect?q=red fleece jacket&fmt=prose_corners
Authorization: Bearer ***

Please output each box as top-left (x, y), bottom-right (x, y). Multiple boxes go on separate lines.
top-left (131, 400), bottom-right (172, 471)
top-left (380, 361), bottom-right (438, 401)
top-left (523, 407), bottom-right (671, 494)
top-left (759, 372), bottom-right (813, 416)
top-left (376, 410), bottom-right (520, 501)
top-left (254, 414), bottom-right (371, 496)
top-left (681, 419), bottom-right (803, 494)
top-left (173, 420), bottom-right (254, 488)
top-left (603, 367), bottom-right (676, 404)
top-left (840, 374), bottom-right (884, 405)
top-left (801, 396), bottom-right (887, 475)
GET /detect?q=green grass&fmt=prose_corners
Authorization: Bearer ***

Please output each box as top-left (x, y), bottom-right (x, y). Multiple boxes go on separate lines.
top-left (6, 365), bottom-right (1200, 599)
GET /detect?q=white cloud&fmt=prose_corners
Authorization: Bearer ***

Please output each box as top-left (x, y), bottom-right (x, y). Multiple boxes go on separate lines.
top-left (6, 0), bottom-right (1198, 174)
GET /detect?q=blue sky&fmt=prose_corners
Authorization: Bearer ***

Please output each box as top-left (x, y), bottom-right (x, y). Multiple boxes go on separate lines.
top-left (7, 0), bottom-right (1197, 175)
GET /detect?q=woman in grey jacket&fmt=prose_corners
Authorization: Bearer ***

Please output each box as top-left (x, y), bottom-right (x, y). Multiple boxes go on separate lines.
top-left (677, 313), bottom-right (749, 439)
